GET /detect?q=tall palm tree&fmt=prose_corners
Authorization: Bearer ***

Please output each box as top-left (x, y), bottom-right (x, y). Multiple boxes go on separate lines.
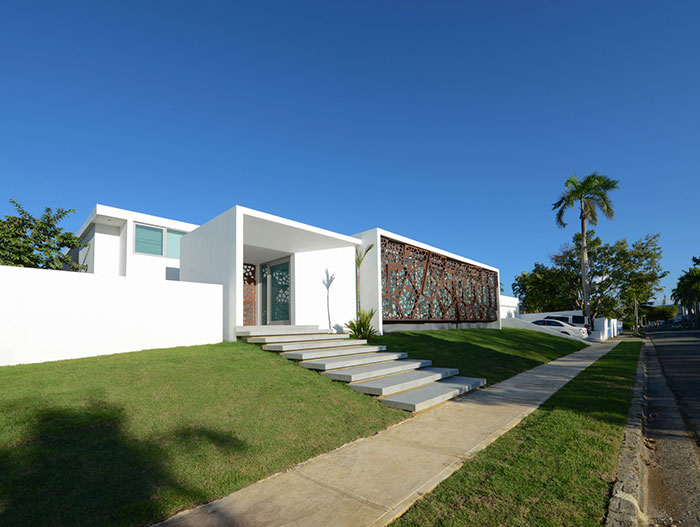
top-left (552, 172), bottom-right (619, 329)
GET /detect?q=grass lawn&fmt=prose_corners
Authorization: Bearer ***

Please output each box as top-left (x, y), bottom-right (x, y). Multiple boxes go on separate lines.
top-left (0, 328), bottom-right (589, 527)
top-left (0, 341), bottom-right (405, 527)
top-left (391, 340), bottom-right (642, 527)
top-left (371, 327), bottom-right (589, 385)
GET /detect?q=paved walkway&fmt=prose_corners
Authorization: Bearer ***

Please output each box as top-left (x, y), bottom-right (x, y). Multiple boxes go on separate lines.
top-left (157, 341), bottom-right (616, 527)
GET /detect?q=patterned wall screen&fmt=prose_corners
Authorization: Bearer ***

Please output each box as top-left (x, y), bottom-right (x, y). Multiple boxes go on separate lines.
top-left (243, 263), bottom-right (256, 326)
top-left (381, 236), bottom-right (498, 323)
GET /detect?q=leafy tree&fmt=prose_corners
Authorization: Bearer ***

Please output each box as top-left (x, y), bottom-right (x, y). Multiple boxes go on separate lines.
top-left (618, 234), bottom-right (667, 329)
top-left (642, 305), bottom-right (678, 323)
top-left (514, 231), bottom-right (666, 326)
top-left (552, 172), bottom-right (619, 329)
top-left (672, 263), bottom-right (700, 328)
top-left (513, 263), bottom-right (578, 313)
top-left (0, 199), bottom-right (85, 271)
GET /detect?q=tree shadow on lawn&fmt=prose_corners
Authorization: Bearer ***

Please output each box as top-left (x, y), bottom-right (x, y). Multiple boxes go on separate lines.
top-left (372, 329), bottom-right (587, 385)
top-left (0, 399), bottom-right (247, 527)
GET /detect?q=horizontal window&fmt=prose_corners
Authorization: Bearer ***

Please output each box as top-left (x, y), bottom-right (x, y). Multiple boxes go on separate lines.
top-left (135, 224), bottom-right (163, 255)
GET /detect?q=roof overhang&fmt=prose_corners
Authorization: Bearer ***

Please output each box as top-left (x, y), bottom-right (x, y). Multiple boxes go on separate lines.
top-left (240, 207), bottom-right (360, 256)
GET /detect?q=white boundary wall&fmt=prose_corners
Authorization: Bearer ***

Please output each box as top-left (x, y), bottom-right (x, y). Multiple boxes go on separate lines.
top-left (0, 266), bottom-right (223, 367)
top-left (499, 295), bottom-right (520, 319)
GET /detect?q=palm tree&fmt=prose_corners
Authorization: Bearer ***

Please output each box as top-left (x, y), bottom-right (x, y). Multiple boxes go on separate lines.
top-left (552, 172), bottom-right (619, 329)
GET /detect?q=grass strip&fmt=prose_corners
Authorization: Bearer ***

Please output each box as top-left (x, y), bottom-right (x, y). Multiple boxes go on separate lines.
top-left (392, 340), bottom-right (642, 527)
top-left (372, 328), bottom-right (588, 385)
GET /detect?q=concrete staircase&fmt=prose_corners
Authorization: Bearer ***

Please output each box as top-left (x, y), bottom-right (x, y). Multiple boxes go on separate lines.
top-left (236, 325), bottom-right (485, 412)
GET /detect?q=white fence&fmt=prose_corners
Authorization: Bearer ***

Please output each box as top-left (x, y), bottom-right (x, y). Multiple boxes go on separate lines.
top-left (0, 266), bottom-right (223, 366)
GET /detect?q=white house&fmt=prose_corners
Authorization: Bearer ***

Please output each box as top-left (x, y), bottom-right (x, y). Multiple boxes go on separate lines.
top-left (71, 204), bottom-right (502, 340)
top-left (70, 204), bottom-right (199, 281)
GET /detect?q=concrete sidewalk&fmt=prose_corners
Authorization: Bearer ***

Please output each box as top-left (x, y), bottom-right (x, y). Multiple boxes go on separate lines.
top-left (157, 341), bottom-right (617, 527)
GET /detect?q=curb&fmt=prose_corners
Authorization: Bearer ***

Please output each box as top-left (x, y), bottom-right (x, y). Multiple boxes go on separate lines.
top-left (605, 341), bottom-right (648, 527)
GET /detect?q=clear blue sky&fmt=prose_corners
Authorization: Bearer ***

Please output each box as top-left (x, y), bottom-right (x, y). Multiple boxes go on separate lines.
top-left (1, 1), bottom-right (698, 300)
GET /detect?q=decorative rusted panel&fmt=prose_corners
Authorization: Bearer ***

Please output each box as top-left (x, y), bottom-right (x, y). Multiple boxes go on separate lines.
top-left (380, 237), bottom-right (498, 323)
top-left (243, 263), bottom-right (256, 326)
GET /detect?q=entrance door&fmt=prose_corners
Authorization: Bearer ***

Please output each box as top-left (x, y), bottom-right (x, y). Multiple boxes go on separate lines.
top-left (260, 258), bottom-right (291, 325)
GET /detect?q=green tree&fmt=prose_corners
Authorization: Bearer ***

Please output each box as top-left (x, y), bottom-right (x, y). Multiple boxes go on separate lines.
top-left (618, 234), bottom-right (667, 330)
top-left (642, 305), bottom-right (678, 323)
top-left (552, 172), bottom-right (619, 329)
top-left (514, 231), bottom-right (666, 327)
top-left (0, 199), bottom-right (85, 271)
top-left (672, 264), bottom-right (700, 328)
top-left (513, 263), bottom-right (578, 313)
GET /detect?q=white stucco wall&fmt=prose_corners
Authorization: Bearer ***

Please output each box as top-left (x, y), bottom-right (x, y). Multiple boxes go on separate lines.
top-left (180, 206), bottom-right (241, 341)
top-left (93, 223), bottom-right (122, 276)
top-left (74, 204), bottom-right (199, 280)
top-left (499, 294), bottom-right (520, 319)
top-left (0, 266), bottom-right (223, 367)
top-left (354, 229), bottom-right (383, 333)
top-left (293, 246), bottom-right (356, 333)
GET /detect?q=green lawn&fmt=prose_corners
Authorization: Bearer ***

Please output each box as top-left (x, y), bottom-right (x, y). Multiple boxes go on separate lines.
top-left (391, 340), bottom-right (642, 527)
top-left (0, 328), bottom-right (589, 527)
top-left (371, 327), bottom-right (589, 385)
top-left (0, 341), bottom-right (404, 527)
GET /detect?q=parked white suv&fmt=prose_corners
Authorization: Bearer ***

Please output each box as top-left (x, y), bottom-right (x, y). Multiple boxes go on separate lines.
top-left (532, 319), bottom-right (588, 339)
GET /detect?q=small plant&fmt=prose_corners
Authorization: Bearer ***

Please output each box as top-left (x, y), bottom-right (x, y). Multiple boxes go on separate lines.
top-left (345, 309), bottom-right (378, 340)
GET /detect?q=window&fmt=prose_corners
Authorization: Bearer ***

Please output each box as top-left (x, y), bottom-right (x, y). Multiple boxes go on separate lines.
top-left (166, 230), bottom-right (185, 258)
top-left (533, 320), bottom-right (546, 326)
top-left (134, 224), bottom-right (186, 258)
top-left (135, 225), bottom-right (163, 255)
top-left (572, 315), bottom-right (585, 325)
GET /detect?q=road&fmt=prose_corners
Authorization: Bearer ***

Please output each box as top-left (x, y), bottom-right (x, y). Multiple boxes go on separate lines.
top-left (645, 328), bottom-right (700, 527)
top-left (648, 328), bottom-right (700, 442)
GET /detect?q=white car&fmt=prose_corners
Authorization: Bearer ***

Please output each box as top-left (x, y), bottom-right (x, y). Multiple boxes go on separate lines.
top-left (531, 319), bottom-right (588, 338)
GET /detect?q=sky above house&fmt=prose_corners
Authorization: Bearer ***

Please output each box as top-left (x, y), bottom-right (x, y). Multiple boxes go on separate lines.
top-left (1, 1), bottom-right (698, 300)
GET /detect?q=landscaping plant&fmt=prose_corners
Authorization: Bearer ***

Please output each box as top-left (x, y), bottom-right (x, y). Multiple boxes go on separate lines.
top-left (345, 308), bottom-right (378, 339)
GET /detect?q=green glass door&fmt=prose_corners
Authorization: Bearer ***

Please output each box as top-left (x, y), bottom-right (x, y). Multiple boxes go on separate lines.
top-left (261, 258), bottom-right (290, 324)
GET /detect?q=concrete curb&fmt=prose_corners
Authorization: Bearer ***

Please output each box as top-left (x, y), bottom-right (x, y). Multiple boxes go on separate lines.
top-left (605, 341), bottom-right (648, 527)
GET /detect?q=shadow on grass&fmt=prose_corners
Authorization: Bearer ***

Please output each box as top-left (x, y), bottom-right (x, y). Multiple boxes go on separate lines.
top-left (372, 328), bottom-right (587, 385)
top-left (0, 400), bottom-right (247, 527)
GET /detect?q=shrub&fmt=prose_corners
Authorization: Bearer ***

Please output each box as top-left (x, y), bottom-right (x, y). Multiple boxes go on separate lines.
top-left (345, 309), bottom-right (378, 340)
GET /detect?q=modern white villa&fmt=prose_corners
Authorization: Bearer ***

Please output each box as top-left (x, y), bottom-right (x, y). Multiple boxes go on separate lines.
top-left (71, 204), bottom-right (501, 340)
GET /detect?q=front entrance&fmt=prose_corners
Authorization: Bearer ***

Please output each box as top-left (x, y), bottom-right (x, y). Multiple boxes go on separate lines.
top-left (260, 257), bottom-right (291, 325)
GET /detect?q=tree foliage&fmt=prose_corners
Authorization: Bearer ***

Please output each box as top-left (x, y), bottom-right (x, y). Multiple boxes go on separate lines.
top-left (642, 305), bottom-right (678, 322)
top-left (514, 231), bottom-right (667, 324)
top-left (672, 260), bottom-right (700, 328)
top-left (0, 199), bottom-right (85, 271)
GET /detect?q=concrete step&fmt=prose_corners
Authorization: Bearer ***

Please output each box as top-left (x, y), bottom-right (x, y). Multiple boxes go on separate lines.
top-left (300, 352), bottom-right (408, 371)
top-left (281, 345), bottom-right (387, 361)
top-left (380, 377), bottom-right (486, 412)
top-left (350, 367), bottom-right (459, 396)
top-left (262, 339), bottom-right (367, 352)
top-left (246, 333), bottom-right (350, 344)
top-left (235, 325), bottom-right (326, 337)
top-left (321, 359), bottom-right (432, 382)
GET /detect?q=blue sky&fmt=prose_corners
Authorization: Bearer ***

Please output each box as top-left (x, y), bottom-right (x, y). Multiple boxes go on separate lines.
top-left (1, 1), bottom-right (698, 299)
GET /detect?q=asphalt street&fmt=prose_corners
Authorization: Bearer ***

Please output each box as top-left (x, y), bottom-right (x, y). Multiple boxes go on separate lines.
top-left (649, 328), bottom-right (700, 443)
